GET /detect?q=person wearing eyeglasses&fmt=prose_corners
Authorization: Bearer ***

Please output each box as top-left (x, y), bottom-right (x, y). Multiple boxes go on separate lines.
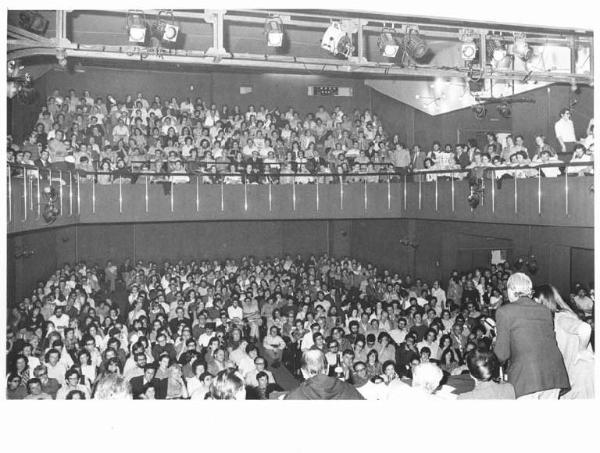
top-left (56, 369), bottom-right (91, 400)
top-left (33, 365), bottom-right (60, 399)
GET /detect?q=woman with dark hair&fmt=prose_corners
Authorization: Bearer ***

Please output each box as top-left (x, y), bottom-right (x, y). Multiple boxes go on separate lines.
top-left (457, 349), bottom-right (515, 399)
top-left (534, 284), bottom-right (594, 399)
top-left (365, 349), bottom-right (382, 379)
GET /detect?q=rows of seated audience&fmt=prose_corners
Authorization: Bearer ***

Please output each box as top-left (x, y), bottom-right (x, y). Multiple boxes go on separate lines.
top-left (6, 89), bottom-right (594, 186)
top-left (6, 254), bottom-right (594, 399)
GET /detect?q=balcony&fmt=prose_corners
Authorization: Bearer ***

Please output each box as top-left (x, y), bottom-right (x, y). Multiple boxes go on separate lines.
top-left (6, 163), bottom-right (594, 234)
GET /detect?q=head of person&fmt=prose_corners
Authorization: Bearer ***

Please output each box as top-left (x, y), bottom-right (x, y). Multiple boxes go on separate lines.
top-left (94, 374), bottom-right (132, 400)
top-left (209, 369), bottom-right (246, 400)
top-left (506, 273), bottom-right (533, 302)
top-left (465, 348), bottom-right (500, 382)
top-left (301, 349), bottom-right (327, 377)
top-left (412, 363), bottom-right (443, 394)
top-left (533, 284), bottom-right (572, 314)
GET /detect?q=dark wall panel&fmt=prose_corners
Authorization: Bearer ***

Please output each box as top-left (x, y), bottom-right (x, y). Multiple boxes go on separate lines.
top-left (350, 218), bottom-right (594, 296)
top-left (371, 83), bottom-right (593, 153)
top-left (75, 224), bottom-right (135, 265)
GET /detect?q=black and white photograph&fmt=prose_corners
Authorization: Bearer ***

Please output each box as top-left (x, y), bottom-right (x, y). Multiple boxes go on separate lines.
top-left (2, 0), bottom-right (597, 450)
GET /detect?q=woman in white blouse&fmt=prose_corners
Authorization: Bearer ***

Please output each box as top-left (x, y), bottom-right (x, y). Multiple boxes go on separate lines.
top-left (535, 284), bottom-right (594, 399)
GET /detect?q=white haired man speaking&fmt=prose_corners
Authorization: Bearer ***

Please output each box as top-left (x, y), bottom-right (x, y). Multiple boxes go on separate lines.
top-left (494, 273), bottom-right (570, 399)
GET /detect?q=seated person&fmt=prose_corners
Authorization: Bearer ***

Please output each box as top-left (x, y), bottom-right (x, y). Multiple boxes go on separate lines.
top-left (457, 348), bottom-right (515, 400)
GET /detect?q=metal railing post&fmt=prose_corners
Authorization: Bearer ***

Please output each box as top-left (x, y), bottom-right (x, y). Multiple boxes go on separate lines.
top-left (145, 176), bottom-right (149, 213)
top-left (403, 174), bottom-right (407, 211)
top-left (119, 176), bottom-right (123, 214)
top-left (92, 174), bottom-right (96, 214)
top-left (316, 178), bottom-right (319, 211)
top-left (537, 168), bottom-right (542, 215)
top-left (434, 177), bottom-right (438, 212)
top-left (244, 179), bottom-right (248, 211)
top-left (170, 180), bottom-right (174, 212)
top-left (491, 170), bottom-right (495, 213)
top-left (37, 171), bottom-right (41, 218)
top-left (451, 172), bottom-right (455, 212)
top-left (418, 176), bottom-right (422, 210)
top-left (69, 171), bottom-right (73, 216)
top-left (58, 170), bottom-right (64, 217)
top-left (196, 176), bottom-right (200, 212)
top-left (23, 168), bottom-right (28, 221)
top-left (387, 174), bottom-right (391, 211)
top-left (268, 180), bottom-right (272, 212)
top-left (76, 173), bottom-right (80, 215)
top-left (220, 181), bottom-right (224, 211)
top-left (8, 165), bottom-right (12, 223)
top-left (292, 175), bottom-right (296, 211)
top-left (364, 179), bottom-right (368, 211)
top-left (565, 171), bottom-right (569, 215)
top-left (514, 173), bottom-right (518, 214)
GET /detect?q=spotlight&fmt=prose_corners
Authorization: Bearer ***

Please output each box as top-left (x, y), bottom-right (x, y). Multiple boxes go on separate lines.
top-left (467, 192), bottom-right (480, 208)
top-left (56, 48), bottom-right (67, 67)
top-left (265, 17), bottom-right (284, 47)
top-left (488, 37), bottom-right (507, 62)
top-left (321, 22), bottom-right (354, 58)
top-left (18, 11), bottom-right (49, 35)
top-left (150, 10), bottom-right (179, 44)
top-left (7, 82), bottom-right (19, 99)
top-left (378, 29), bottom-right (400, 58)
top-left (511, 32), bottom-right (532, 61)
top-left (127, 10), bottom-right (147, 43)
top-left (461, 42), bottom-right (478, 61)
top-left (404, 27), bottom-right (428, 60)
top-left (497, 102), bottom-right (511, 118)
top-left (472, 103), bottom-right (487, 119)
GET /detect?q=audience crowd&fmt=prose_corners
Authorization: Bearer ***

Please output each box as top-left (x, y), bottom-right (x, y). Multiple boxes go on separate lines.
top-left (6, 254), bottom-right (595, 400)
top-left (6, 89), bottom-right (595, 186)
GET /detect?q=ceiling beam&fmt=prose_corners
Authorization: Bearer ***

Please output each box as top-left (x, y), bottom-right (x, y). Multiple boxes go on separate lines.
top-left (9, 45), bottom-right (591, 85)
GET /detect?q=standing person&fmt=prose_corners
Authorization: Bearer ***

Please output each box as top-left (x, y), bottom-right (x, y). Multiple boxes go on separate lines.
top-left (535, 285), bottom-right (595, 399)
top-left (494, 273), bottom-right (569, 399)
top-left (554, 108), bottom-right (577, 154)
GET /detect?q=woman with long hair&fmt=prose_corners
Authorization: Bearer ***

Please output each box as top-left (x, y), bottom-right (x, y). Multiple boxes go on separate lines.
top-left (534, 284), bottom-right (594, 399)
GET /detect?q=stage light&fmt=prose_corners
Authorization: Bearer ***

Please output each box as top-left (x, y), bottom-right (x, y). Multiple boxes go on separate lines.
top-left (467, 192), bottom-right (480, 208)
top-left (127, 10), bottom-right (147, 43)
top-left (378, 29), bottom-right (400, 58)
top-left (512, 32), bottom-right (532, 61)
top-left (150, 10), bottom-right (179, 44)
top-left (18, 11), bottom-right (49, 35)
top-left (56, 48), bottom-right (67, 67)
top-left (461, 42), bottom-right (477, 61)
top-left (7, 82), bottom-right (19, 99)
top-left (404, 27), bottom-right (428, 60)
top-left (489, 38), bottom-right (507, 62)
top-left (265, 17), bottom-right (284, 47)
top-left (321, 22), bottom-right (354, 58)
top-left (472, 103), bottom-right (487, 119)
top-left (497, 102), bottom-right (511, 118)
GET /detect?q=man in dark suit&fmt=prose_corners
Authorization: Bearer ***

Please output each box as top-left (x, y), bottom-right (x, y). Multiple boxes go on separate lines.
top-left (494, 273), bottom-right (569, 399)
top-left (130, 364), bottom-right (163, 399)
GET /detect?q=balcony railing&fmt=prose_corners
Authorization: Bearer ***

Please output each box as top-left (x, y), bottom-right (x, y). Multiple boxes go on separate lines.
top-left (6, 161), bottom-right (594, 231)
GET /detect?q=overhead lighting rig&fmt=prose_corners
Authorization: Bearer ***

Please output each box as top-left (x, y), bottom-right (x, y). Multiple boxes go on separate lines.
top-left (150, 10), bottom-right (179, 45)
top-left (265, 16), bottom-right (284, 47)
top-left (511, 32), bottom-right (532, 61)
top-left (459, 28), bottom-right (478, 62)
top-left (321, 21), bottom-right (354, 58)
top-left (378, 27), bottom-right (400, 58)
top-left (127, 10), bottom-right (147, 43)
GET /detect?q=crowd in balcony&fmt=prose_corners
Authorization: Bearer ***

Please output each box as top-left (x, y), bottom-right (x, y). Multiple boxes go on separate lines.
top-left (6, 89), bottom-right (594, 186)
top-left (6, 254), bottom-right (594, 400)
